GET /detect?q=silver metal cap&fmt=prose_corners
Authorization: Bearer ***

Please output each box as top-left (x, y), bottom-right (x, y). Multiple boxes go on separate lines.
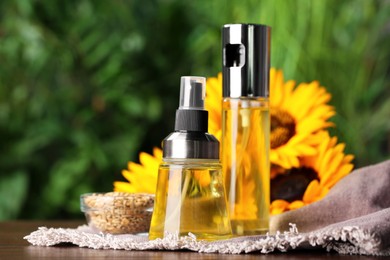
top-left (222, 24), bottom-right (271, 98)
top-left (162, 132), bottom-right (219, 159)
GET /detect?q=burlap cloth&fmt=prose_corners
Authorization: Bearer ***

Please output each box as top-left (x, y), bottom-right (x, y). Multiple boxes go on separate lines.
top-left (25, 160), bottom-right (390, 256)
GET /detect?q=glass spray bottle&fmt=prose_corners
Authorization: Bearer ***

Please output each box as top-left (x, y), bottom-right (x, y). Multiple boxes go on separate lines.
top-left (149, 76), bottom-right (232, 240)
top-left (221, 24), bottom-right (271, 235)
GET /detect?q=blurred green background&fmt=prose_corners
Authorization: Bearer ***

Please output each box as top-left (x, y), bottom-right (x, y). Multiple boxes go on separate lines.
top-left (0, 0), bottom-right (389, 220)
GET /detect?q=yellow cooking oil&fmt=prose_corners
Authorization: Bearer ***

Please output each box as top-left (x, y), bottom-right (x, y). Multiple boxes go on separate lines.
top-left (222, 97), bottom-right (270, 235)
top-left (149, 160), bottom-right (232, 240)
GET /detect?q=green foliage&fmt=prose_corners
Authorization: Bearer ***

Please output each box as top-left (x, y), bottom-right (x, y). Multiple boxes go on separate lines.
top-left (0, 171), bottom-right (28, 219)
top-left (0, 0), bottom-right (389, 219)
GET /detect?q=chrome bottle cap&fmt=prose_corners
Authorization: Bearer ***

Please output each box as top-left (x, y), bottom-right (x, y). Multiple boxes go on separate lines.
top-left (163, 76), bottom-right (219, 160)
top-left (222, 24), bottom-right (271, 98)
top-left (163, 132), bottom-right (219, 159)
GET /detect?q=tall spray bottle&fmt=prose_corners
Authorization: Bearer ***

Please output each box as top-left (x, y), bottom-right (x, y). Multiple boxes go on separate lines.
top-left (149, 76), bottom-right (232, 240)
top-left (221, 24), bottom-right (271, 235)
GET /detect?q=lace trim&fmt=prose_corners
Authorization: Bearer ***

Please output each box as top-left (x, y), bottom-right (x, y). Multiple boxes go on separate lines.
top-left (24, 223), bottom-right (389, 255)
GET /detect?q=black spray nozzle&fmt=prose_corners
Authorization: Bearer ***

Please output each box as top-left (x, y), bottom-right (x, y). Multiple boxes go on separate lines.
top-left (222, 24), bottom-right (271, 98)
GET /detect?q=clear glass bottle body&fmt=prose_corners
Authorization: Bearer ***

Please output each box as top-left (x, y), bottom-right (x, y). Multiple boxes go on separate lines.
top-left (222, 97), bottom-right (270, 235)
top-left (149, 159), bottom-right (232, 240)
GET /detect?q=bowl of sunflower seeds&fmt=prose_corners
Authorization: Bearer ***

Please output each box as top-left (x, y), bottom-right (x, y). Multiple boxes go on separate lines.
top-left (80, 192), bottom-right (154, 234)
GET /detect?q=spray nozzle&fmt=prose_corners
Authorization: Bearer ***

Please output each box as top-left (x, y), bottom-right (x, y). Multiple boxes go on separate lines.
top-left (174, 76), bottom-right (208, 132)
top-left (179, 76), bottom-right (206, 110)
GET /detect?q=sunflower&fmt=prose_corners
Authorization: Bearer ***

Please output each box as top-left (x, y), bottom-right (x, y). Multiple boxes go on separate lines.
top-left (270, 131), bottom-right (354, 214)
top-left (269, 68), bottom-right (335, 169)
top-left (113, 147), bottom-right (162, 193)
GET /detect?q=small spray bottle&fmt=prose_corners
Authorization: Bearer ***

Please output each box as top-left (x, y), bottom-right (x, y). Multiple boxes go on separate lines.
top-left (149, 76), bottom-right (232, 240)
top-left (221, 24), bottom-right (271, 235)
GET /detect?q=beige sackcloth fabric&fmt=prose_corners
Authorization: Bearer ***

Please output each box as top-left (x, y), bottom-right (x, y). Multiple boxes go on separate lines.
top-left (25, 160), bottom-right (390, 255)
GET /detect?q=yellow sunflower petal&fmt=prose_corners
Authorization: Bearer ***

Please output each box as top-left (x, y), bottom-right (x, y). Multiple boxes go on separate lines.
top-left (270, 199), bottom-right (289, 215)
top-left (288, 143), bottom-right (317, 155)
top-left (113, 181), bottom-right (139, 193)
top-left (288, 200), bottom-right (305, 210)
top-left (153, 147), bottom-right (163, 160)
top-left (127, 162), bottom-right (147, 176)
top-left (320, 152), bottom-right (344, 180)
top-left (121, 169), bottom-right (156, 193)
top-left (322, 163), bottom-right (353, 188)
top-left (319, 186), bottom-right (329, 198)
top-left (272, 149), bottom-right (299, 169)
top-left (297, 118), bottom-right (332, 134)
top-left (303, 180), bottom-right (319, 203)
top-left (342, 154), bottom-right (355, 164)
top-left (139, 152), bottom-right (160, 175)
top-left (270, 68), bottom-right (289, 107)
top-left (314, 92), bottom-right (332, 106)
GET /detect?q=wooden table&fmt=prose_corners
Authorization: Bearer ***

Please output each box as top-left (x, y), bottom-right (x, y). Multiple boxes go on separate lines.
top-left (0, 221), bottom-right (385, 259)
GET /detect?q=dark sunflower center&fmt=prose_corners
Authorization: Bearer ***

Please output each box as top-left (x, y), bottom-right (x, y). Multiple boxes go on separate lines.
top-left (271, 167), bottom-right (318, 202)
top-left (270, 109), bottom-right (296, 149)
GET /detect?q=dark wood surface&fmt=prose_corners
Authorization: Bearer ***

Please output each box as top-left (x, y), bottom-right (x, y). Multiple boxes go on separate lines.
top-left (0, 221), bottom-right (384, 259)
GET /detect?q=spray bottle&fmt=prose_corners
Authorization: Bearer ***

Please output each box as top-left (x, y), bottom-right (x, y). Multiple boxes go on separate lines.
top-left (149, 76), bottom-right (232, 240)
top-left (221, 24), bottom-right (271, 235)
